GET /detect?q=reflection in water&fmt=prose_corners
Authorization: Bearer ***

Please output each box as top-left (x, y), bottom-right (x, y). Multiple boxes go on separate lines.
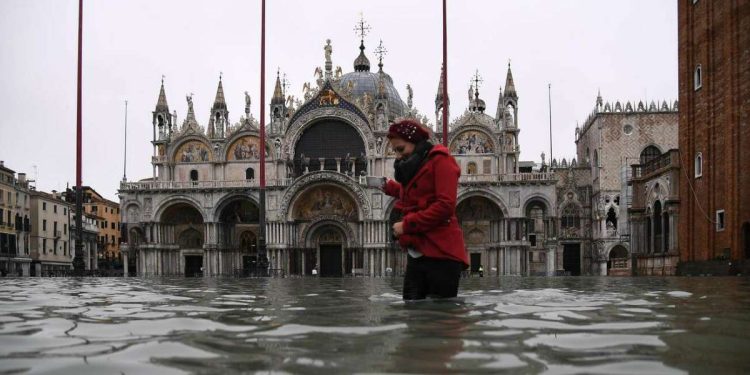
top-left (0, 277), bottom-right (749, 374)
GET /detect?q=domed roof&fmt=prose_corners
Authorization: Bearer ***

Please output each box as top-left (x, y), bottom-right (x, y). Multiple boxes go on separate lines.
top-left (339, 70), bottom-right (406, 120)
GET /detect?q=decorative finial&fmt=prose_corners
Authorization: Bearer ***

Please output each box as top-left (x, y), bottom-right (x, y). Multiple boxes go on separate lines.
top-left (161, 74), bottom-right (165, 84)
top-left (219, 71), bottom-right (222, 81)
top-left (354, 12), bottom-right (371, 43)
top-left (282, 73), bottom-right (290, 97)
top-left (374, 39), bottom-right (387, 71)
top-left (472, 69), bottom-right (483, 99)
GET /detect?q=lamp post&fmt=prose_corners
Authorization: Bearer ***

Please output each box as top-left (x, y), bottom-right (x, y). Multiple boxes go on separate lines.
top-left (72, 0), bottom-right (86, 275)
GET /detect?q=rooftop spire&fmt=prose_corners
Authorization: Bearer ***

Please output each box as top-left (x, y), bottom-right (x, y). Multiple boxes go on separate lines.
top-left (374, 39), bottom-right (387, 72)
top-left (155, 75), bottom-right (169, 112)
top-left (435, 63), bottom-right (449, 106)
top-left (272, 68), bottom-right (284, 104)
top-left (353, 13), bottom-right (371, 72)
top-left (211, 72), bottom-right (227, 110)
top-left (504, 61), bottom-right (517, 98)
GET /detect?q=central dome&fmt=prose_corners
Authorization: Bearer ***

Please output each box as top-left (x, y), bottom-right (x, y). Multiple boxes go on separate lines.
top-left (339, 71), bottom-right (406, 120)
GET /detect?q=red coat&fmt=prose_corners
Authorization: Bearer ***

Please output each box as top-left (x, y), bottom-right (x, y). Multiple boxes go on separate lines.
top-left (384, 144), bottom-right (469, 267)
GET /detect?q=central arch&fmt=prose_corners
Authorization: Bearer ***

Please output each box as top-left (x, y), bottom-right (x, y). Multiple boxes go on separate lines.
top-left (293, 119), bottom-right (366, 176)
top-left (456, 195), bottom-right (504, 273)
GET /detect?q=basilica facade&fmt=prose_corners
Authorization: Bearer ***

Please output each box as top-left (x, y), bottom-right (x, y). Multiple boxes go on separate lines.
top-left (119, 33), bottom-right (563, 277)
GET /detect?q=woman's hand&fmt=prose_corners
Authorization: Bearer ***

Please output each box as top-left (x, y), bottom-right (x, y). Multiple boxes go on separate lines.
top-left (392, 221), bottom-right (404, 237)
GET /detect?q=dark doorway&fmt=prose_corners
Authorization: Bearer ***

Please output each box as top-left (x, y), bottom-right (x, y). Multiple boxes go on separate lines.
top-left (243, 255), bottom-right (258, 275)
top-left (344, 249), bottom-right (353, 276)
top-left (319, 245), bottom-right (342, 277)
top-left (470, 253), bottom-right (481, 273)
top-left (184, 255), bottom-right (203, 277)
top-left (743, 222), bottom-right (750, 259)
top-left (304, 248), bottom-right (317, 275)
top-left (563, 244), bottom-right (581, 276)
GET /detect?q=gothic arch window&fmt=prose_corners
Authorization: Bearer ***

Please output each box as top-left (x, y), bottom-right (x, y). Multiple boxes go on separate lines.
top-left (157, 115), bottom-right (164, 127)
top-left (593, 150), bottom-right (599, 167)
top-left (694, 64), bottom-right (702, 90)
top-left (586, 148), bottom-right (590, 164)
top-left (695, 152), bottom-right (703, 178)
top-left (561, 204), bottom-right (581, 229)
top-left (640, 146), bottom-right (661, 165)
top-left (190, 170), bottom-right (199, 181)
top-left (606, 206), bottom-right (618, 230)
top-left (246, 168), bottom-right (255, 180)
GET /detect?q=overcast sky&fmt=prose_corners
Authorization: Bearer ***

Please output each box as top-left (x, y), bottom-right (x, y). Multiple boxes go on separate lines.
top-left (0, 0), bottom-right (677, 201)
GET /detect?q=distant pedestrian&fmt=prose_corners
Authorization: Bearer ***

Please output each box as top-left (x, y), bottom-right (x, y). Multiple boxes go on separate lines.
top-left (478, 265), bottom-right (484, 277)
top-left (383, 119), bottom-right (469, 300)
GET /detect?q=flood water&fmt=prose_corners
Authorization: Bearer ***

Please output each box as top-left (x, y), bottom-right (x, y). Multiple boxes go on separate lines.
top-left (1, 276), bottom-right (749, 374)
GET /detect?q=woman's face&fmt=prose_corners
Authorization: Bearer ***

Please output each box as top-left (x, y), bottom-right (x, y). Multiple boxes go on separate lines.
top-left (389, 137), bottom-right (415, 160)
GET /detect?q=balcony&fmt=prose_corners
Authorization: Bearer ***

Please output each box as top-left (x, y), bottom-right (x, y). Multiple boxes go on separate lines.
top-left (460, 172), bottom-right (556, 184)
top-left (120, 178), bottom-right (294, 192)
top-left (630, 150), bottom-right (679, 181)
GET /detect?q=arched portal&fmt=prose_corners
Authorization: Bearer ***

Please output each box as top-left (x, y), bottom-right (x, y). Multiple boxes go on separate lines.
top-left (313, 225), bottom-right (345, 277)
top-left (217, 198), bottom-right (260, 274)
top-left (161, 202), bottom-right (205, 276)
top-left (456, 196), bottom-right (503, 273)
top-left (293, 120), bottom-right (366, 176)
top-left (607, 245), bottom-right (629, 275)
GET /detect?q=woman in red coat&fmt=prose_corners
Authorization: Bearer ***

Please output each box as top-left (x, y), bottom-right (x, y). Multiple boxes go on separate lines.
top-left (383, 119), bottom-right (469, 300)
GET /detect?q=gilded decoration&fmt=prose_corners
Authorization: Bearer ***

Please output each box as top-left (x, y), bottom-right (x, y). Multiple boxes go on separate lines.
top-left (450, 131), bottom-right (494, 155)
top-left (293, 185), bottom-right (357, 221)
top-left (175, 141), bottom-right (211, 163)
top-left (227, 136), bottom-right (267, 161)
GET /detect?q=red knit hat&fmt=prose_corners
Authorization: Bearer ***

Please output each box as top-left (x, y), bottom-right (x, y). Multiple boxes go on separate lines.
top-left (387, 119), bottom-right (430, 143)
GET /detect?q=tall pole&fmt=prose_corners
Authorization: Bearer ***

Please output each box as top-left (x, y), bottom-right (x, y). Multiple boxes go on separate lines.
top-left (73, 0), bottom-right (85, 274)
top-left (548, 83), bottom-right (553, 167)
top-left (122, 100), bottom-right (128, 182)
top-left (441, 0), bottom-right (448, 146)
top-left (258, 0), bottom-right (268, 275)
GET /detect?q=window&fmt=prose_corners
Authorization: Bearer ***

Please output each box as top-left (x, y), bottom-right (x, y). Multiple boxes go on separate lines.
top-left (63, 208), bottom-right (66, 215)
top-left (695, 152), bottom-right (703, 178)
top-left (111, 222), bottom-right (115, 230)
top-left (245, 168), bottom-right (255, 180)
top-left (694, 65), bottom-right (702, 90)
top-left (43, 202), bottom-right (46, 211)
top-left (467, 162), bottom-right (478, 175)
top-left (53, 222), bottom-right (57, 236)
top-left (92, 205), bottom-right (98, 212)
top-left (0, 209), bottom-right (3, 225)
top-left (716, 210), bottom-right (725, 231)
top-left (529, 234), bottom-right (537, 247)
top-left (63, 241), bottom-right (67, 256)
top-left (640, 146), bottom-right (661, 165)
top-left (43, 220), bottom-right (47, 231)
top-left (42, 238), bottom-right (46, 254)
top-left (64, 224), bottom-right (67, 235)
top-left (54, 205), bottom-right (57, 213)
top-left (190, 170), bottom-right (199, 181)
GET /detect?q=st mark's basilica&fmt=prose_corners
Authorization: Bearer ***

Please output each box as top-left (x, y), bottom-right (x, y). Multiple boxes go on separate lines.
top-left (118, 23), bottom-right (569, 278)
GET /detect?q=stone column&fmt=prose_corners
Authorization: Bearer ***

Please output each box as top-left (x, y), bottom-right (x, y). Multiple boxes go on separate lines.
top-left (547, 246), bottom-right (555, 276)
top-left (318, 158), bottom-right (325, 171)
top-left (335, 158), bottom-right (341, 173)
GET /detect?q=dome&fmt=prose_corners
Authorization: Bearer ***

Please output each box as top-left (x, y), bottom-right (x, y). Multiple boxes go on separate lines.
top-left (339, 70), bottom-right (406, 120)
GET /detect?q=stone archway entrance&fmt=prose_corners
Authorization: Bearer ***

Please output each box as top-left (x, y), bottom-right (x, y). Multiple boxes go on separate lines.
top-left (607, 245), bottom-right (629, 276)
top-left (315, 226), bottom-right (345, 277)
top-left (217, 198), bottom-right (260, 275)
top-left (160, 202), bottom-right (204, 276)
top-left (456, 196), bottom-right (503, 275)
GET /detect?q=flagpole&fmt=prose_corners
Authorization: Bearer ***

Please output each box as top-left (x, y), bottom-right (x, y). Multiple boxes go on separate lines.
top-left (548, 83), bottom-right (553, 165)
top-left (442, 0), bottom-right (448, 146)
top-left (258, 0), bottom-right (268, 275)
top-left (73, 0), bottom-right (85, 274)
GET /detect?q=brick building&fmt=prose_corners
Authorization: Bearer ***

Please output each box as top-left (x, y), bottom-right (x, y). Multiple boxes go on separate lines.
top-left (678, 0), bottom-right (750, 274)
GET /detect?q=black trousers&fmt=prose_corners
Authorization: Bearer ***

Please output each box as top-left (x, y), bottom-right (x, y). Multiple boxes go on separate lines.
top-left (402, 256), bottom-right (463, 300)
